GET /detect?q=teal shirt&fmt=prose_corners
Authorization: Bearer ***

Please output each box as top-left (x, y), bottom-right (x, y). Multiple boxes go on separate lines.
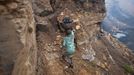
top-left (63, 31), bottom-right (75, 55)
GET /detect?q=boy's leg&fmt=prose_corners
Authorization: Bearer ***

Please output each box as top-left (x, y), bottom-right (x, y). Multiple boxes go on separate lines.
top-left (68, 56), bottom-right (73, 68)
top-left (62, 52), bottom-right (73, 68)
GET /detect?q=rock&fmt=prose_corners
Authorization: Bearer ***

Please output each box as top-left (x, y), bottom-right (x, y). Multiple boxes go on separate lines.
top-left (82, 48), bottom-right (96, 62)
top-left (73, 18), bottom-right (79, 22)
top-left (95, 71), bottom-right (100, 75)
top-left (36, 24), bottom-right (49, 32)
top-left (124, 52), bottom-right (129, 56)
top-left (48, 44), bottom-right (51, 46)
top-left (103, 54), bottom-right (107, 61)
top-left (53, 34), bottom-right (62, 45)
top-left (33, 0), bottom-right (53, 15)
top-left (60, 12), bottom-right (64, 15)
top-left (35, 16), bottom-right (49, 25)
top-left (0, 0), bottom-right (16, 4)
top-left (76, 25), bottom-right (81, 30)
top-left (54, 40), bottom-right (61, 45)
top-left (6, 2), bottom-right (17, 10)
top-left (53, 48), bottom-right (57, 51)
top-left (99, 62), bottom-right (105, 69)
top-left (35, 16), bottom-right (50, 32)
top-left (82, 54), bottom-right (95, 62)
top-left (56, 35), bottom-right (61, 41)
top-left (0, 5), bottom-right (8, 14)
top-left (39, 10), bottom-right (53, 16)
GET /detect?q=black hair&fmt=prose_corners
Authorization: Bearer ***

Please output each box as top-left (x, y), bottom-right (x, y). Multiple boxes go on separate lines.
top-left (63, 17), bottom-right (73, 24)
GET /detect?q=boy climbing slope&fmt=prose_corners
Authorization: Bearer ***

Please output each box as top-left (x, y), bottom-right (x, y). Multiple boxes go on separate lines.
top-left (60, 17), bottom-right (76, 68)
top-left (57, 8), bottom-right (78, 68)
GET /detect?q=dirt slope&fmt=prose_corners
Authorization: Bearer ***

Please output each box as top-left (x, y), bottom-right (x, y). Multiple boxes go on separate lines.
top-left (35, 0), bottom-right (134, 75)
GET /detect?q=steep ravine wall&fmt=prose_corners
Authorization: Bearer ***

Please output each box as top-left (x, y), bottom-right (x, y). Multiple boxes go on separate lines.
top-left (0, 0), bottom-right (37, 75)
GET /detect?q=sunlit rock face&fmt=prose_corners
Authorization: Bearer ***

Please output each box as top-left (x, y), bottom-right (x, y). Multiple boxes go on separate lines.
top-left (102, 0), bottom-right (134, 51)
top-left (0, 0), bottom-right (37, 75)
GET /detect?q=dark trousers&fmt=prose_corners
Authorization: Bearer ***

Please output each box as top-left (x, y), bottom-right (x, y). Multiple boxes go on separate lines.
top-left (62, 52), bottom-right (73, 68)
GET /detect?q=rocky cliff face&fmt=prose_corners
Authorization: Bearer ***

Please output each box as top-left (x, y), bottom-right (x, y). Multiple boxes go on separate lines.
top-left (0, 0), bottom-right (37, 75)
top-left (0, 0), bottom-right (134, 75)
